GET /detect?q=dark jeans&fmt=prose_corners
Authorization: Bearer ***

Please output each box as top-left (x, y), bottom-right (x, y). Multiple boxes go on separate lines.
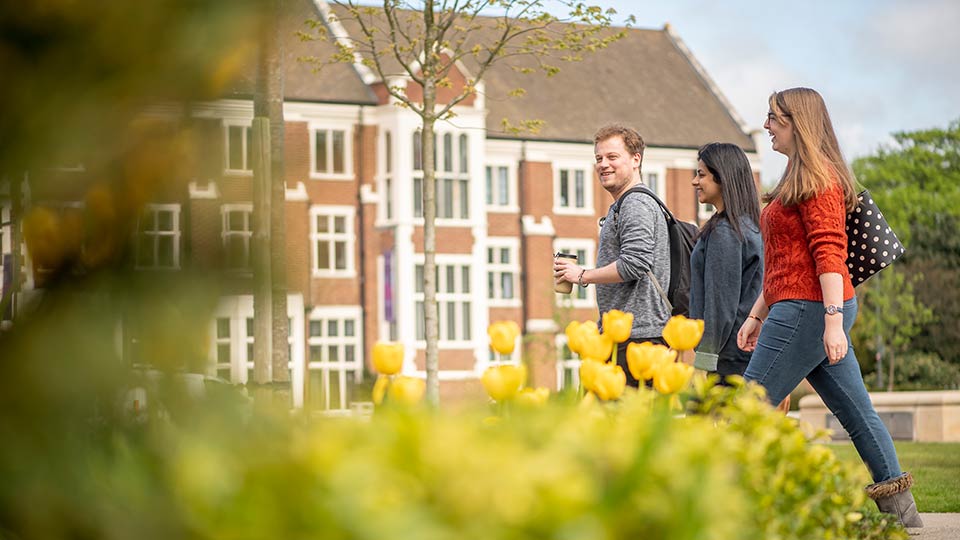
top-left (617, 336), bottom-right (666, 388)
top-left (711, 359), bottom-right (751, 386)
top-left (743, 297), bottom-right (902, 483)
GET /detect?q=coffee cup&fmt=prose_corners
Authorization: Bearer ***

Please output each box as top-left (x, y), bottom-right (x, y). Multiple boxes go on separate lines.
top-left (554, 252), bottom-right (578, 294)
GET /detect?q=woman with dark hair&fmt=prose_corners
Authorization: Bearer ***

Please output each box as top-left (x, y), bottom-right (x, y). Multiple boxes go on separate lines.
top-left (736, 87), bottom-right (921, 529)
top-left (688, 142), bottom-right (762, 381)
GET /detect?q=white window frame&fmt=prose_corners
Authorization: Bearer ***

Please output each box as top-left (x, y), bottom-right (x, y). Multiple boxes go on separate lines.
top-left (414, 254), bottom-right (474, 349)
top-left (307, 306), bottom-right (364, 414)
top-left (223, 120), bottom-right (253, 175)
top-left (208, 295), bottom-right (303, 403)
top-left (643, 164), bottom-right (667, 200)
top-left (310, 205), bottom-right (356, 278)
top-left (213, 316), bottom-right (233, 380)
top-left (485, 237), bottom-right (520, 307)
top-left (379, 130), bottom-right (394, 223)
top-left (553, 237), bottom-right (596, 308)
top-left (220, 204), bottom-right (253, 272)
top-left (553, 163), bottom-right (593, 215)
top-left (485, 332), bottom-right (522, 368)
top-left (555, 334), bottom-right (580, 391)
top-left (484, 162), bottom-right (518, 213)
top-left (310, 125), bottom-right (353, 180)
top-left (413, 130), bottom-right (471, 225)
top-left (136, 204), bottom-right (181, 270)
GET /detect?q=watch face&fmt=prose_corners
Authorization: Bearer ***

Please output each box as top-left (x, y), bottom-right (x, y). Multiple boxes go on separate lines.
top-left (826, 305), bottom-right (841, 315)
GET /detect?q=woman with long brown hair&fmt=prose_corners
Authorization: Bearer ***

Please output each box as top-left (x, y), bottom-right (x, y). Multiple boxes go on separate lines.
top-left (736, 87), bottom-right (922, 529)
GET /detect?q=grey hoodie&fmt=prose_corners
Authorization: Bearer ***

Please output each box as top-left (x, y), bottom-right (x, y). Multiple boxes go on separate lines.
top-left (596, 188), bottom-right (671, 339)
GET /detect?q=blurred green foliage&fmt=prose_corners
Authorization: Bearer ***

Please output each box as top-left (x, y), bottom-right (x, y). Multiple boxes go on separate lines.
top-left (851, 121), bottom-right (960, 382)
top-left (0, 2), bottom-right (911, 539)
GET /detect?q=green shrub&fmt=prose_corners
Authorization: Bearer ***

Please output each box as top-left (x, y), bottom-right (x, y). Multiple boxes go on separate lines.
top-left (0, 366), bottom-right (907, 539)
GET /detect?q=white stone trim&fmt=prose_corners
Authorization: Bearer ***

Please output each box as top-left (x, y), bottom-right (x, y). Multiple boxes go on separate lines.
top-left (314, 0), bottom-right (377, 85)
top-left (285, 181), bottom-right (308, 201)
top-left (521, 215), bottom-right (555, 236)
top-left (526, 318), bottom-right (558, 333)
top-left (360, 183), bottom-right (379, 204)
top-left (189, 181), bottom-right (219, 200)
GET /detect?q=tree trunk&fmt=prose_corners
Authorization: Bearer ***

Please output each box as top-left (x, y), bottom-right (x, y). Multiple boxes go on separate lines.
top-left (422, 2), bottom-right (440, 406)
top-left (251, 118), bottom-right (272, 386)
top-left (887, 349), bottom-right (896, 392)
top-left (264, 0), bottom-right (289, 397)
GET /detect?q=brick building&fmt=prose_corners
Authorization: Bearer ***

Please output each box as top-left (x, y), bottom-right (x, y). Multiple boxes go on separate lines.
top-left (0, 0), bottom-right (762, 411)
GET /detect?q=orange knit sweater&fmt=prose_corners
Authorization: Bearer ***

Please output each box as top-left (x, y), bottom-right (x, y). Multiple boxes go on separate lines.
top-left (760, 183), bottom-right (855, 306)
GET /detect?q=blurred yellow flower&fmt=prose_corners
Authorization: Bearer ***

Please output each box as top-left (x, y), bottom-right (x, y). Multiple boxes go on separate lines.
top-left (481, 364), bottom-right (527, 401)
top-left (488, 320), bottom-right (521, 355)
top-left (652, 361), bottom-right (694, 394)
top-left (389, 376), bottom-right (426, 405)
top-left (662, 315), bottom-right (705, 351)
top-left (592, 363), bottom-right (626, 401)
top-left (579, 330), bottom-right (613, 363)
top-left (626, 341), bottom-right (677, 381)
top-left (602, 309), bottom-right (633, 343)
top-left (515, 387), bottom-right (550, 407)
top-left (23, 206), bottom-right (65, 270)
top-left (579, 358), bottom-right (601, 392)
top-left (372, 341), bottom-right (404, 375)
top-left (565, 321), bottom-right (583, 354)
top-left (372, 375), bottom-right (389, 405)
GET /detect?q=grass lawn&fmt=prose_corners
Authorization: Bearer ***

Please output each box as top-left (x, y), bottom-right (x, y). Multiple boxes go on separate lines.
top-left (829, 442), bottom-right (960, 512)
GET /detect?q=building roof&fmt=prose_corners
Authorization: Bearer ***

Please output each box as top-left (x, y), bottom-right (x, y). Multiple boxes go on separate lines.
top-left (226, 0), bottom-right (379, 105)
top-left (241, 0), bottom-right (754, 151)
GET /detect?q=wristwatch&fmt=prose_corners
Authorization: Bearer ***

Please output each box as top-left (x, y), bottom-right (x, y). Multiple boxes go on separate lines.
top-left (825, 304), bottom-right (844, 316)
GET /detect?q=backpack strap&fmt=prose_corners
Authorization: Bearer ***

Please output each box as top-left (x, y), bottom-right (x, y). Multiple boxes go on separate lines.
top-left (612, 185), bottom-right (674, 313)
top-left (612, 185), bottom-right (680, 228)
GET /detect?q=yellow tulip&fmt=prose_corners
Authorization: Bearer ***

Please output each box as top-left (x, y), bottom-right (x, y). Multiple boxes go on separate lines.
top-left (653, 361), bottom-right (694, 394)
top-left (579, 330), bottom-right (613, 363)
top-left (662, 315), bottom-right (705, 351)
top-left (592, 363), bottom-right (627, 401)
top-left (602, 309), bottom-right (634, 343)
top-left (568, 320), bottom-right (599, 355)
top-left (481, 364), bottom-right (527, 401)
top-left (23, 206), bottom-right (66, 270)
top-left (388, 376), bottom-right (426, 405)
top-left (515, 387), bottom-right (550, 407)
top-left (488, 320), bottom-right (521, 355)
top-left (372, 375), bottom-right (389, 405)
top-left (579, 358), bottom-right (602, 393)
top-left (626, 342), bottom-right (677, 381)
top-left (565, 321), bottom-right (583, 354)
top-left (372, 341), bottom-right (404, 375)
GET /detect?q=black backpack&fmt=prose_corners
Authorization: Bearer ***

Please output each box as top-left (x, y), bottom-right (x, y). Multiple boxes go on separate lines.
top-left (611, 186), bottom-right (698, 316)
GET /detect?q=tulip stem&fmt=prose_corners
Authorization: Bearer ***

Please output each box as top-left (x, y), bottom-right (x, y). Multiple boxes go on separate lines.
top-left (610, 344), bottom-right (618, 367)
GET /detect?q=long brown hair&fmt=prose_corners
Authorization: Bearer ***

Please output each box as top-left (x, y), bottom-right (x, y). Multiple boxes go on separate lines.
top-left (763, 88), bottom-right (858, 212)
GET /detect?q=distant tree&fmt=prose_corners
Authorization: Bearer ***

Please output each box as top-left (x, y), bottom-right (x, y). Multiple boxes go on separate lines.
top-left (851, 120), bottom-right (960, 382)
top-left (850, 269), bottom-right (933, 389)
top-left (305, 0), bottom-right (629, 406)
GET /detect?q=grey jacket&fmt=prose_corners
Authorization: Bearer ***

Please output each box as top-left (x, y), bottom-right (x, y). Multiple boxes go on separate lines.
top-left (596, 189), bottom-right (671, 339)
top-left (689, 216), bottom-right (763, 373)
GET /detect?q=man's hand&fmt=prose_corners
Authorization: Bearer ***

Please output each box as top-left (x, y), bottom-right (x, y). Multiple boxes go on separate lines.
top-left (554, 258), bottom-right (582, 286)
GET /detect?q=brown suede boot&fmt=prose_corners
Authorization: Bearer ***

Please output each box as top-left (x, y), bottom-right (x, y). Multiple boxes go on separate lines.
top-left (865, 472), bottom-right (923, 530)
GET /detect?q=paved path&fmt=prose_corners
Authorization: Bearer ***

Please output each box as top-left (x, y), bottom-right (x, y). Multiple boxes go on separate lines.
top-left (911, 514), bottom-right (960, 539)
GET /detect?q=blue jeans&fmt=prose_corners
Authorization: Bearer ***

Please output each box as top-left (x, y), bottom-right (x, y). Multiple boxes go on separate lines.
top-left (743, 297), bottom-right (902, 483)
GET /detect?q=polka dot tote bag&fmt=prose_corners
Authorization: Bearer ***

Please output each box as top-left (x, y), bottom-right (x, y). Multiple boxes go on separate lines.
top-left (846, 190), bottom-right (905, 286)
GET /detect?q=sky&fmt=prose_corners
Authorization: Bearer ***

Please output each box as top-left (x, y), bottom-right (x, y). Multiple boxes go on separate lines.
top-left (575, 0), bottom-right (960, 183)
